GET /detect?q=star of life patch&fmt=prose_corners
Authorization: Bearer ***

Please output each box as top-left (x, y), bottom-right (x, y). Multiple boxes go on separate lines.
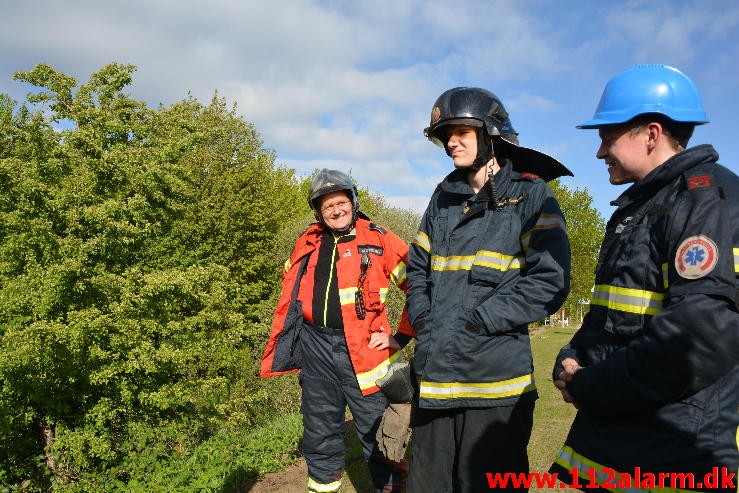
top-left (675, 235), bottom-right (719, 279)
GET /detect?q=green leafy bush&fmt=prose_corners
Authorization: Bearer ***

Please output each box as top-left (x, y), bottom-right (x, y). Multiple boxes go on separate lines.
top-left (0, 63), bottom-right (304, 490)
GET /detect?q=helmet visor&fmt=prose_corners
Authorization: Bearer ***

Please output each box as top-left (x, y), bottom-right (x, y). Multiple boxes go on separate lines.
top-left (424, 118), bottom-right (483, 147)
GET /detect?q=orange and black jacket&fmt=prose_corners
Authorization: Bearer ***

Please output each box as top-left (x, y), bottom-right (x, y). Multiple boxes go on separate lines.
top-left (261, 217), bottom-right (414, 395)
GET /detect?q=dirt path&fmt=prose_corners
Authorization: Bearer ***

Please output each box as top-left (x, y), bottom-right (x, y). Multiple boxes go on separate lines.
top-left (241, 458), bottom-right (310, 493)
top-left (239, 419), bottom-right (372, 493)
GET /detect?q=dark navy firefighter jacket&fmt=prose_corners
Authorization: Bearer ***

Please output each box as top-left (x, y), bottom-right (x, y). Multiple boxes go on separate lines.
top-left (406, 161), bottom-right (571, 410)
top-left (551, 144), bottom-right (739, 492)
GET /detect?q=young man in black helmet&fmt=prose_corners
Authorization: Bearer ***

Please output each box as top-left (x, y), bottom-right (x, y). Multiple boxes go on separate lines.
top-left (551, 65), bottom-right (738, 492)
top-left (405, 87), bottom-right (572, 492)
top-left (261, 169), bottom-right (415, 493)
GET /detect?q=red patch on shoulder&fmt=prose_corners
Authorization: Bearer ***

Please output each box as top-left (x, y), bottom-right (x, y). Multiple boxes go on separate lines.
top-left (688, 175), bottom-right (712, 189)
top-left (520, 173), bottom-right (540, 179)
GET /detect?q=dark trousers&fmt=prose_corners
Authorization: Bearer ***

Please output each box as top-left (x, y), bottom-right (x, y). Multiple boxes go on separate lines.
top-left (407, 403), bottom-right (534, 493)
top-left (300, 323), bottom-right (404, 492)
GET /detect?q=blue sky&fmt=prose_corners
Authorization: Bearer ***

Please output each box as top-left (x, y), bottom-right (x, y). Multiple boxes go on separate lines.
top-left (2, 0), bottom-right (738, 219)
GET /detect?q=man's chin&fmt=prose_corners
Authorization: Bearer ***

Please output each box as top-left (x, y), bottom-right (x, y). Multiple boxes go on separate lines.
top-left (453, 161), bottom-right (473, 170)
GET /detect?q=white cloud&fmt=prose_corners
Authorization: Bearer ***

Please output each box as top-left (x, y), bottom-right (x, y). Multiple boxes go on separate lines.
top-left (2, 0), bottom-right (738, 220)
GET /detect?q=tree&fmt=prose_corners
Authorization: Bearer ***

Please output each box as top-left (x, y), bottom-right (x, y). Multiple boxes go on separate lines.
top-left (549, 180), bottom-right (605, 322)
top-left (0, 63), bottom-right (305, 490)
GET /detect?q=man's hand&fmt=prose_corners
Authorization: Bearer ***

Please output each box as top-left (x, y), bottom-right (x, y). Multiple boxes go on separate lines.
top-left (553, 357), bottom-right (582, 408)
top-left (369, 330), bottom-right (400, 350)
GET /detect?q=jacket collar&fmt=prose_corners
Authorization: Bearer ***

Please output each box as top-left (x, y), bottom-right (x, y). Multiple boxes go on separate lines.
top-left (611, 144), bottom-right (718, 209)
top-left (440, 159), bottom-right (513, 198)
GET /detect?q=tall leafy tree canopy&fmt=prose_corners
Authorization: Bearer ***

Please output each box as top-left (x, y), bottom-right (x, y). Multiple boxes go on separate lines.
top-left (0, 63), bottom-right (307, 487)
top-left (549, 180), bottom-right (605, 320)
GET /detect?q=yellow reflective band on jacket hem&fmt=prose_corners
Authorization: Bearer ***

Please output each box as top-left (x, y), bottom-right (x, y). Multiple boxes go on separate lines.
top-left (520, 213), bottom-right (567, 251)
top-left (734, 247), bottom-right (738, 273)
top-left (555, 445), bottom-right (699, 493)
top-left (419, 374), bottom-right (536, 400)
top-left (591, 284), bottom-right (664, 315)
top-left (356, 351), bottom-right (401, 391)
top-left (391, 261), bottom-right (407, 285)
top-left (431, 250), bottom-right (523, 272)
top-left (414, 230), bottom-right (431, 253)
top-left (308, 476), bottom-right (341, 492)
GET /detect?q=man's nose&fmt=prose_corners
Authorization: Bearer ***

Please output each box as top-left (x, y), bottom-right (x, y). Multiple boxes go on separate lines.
top-left (596, 142), bottom-right (607, 159)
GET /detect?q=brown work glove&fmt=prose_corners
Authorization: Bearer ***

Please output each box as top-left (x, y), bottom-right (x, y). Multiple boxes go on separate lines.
top-left (376, 402), bottom-right (412, 462)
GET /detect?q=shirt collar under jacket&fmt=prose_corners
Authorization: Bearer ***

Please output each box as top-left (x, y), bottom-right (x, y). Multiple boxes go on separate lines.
top-left (611, 144), bottom-right (719, 209)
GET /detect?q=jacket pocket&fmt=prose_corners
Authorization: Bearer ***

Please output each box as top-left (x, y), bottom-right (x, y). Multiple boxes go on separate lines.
top-left (650, 395), bottom-right (705, 442)
top-left (464, 259), bottom-right (504, 310)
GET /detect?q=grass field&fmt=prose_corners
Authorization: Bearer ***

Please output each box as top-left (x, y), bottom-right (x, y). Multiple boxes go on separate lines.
top-left (328, 325), bottom-right (580, 493)
top-left (527, 325), bottom-right (579, 492)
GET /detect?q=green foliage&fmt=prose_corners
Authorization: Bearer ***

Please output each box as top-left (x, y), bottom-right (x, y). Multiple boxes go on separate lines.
top-left (0, 63), bottom-right (303, 490)
top-left (549, 180), bottom-right (605, 320)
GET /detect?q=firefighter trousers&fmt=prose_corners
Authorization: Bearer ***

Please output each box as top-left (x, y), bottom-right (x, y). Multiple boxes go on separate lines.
top-left (407, 402), bottom-right (534, 493)
top-left (300, 323), bottom-right (405, 493)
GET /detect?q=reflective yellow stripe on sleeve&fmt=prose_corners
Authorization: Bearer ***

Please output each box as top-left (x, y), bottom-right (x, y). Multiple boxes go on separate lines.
top-left (420, 374), bottom-right (536, 400)
top-left (591, 284), bottom-right (664, 315)
top-left (734, 247), bottom-right (738, 273)
top-left (414, 230), bottom-right (431, 253)
top-left (356, 351), bottom-right (402, 392)
top-left (391, 261), bottom-right (407, 286)
top-left (520, 213), bottom-right (567, 251)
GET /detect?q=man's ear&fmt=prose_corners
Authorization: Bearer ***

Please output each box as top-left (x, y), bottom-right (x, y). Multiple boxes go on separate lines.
top-left (645, 122), bottom-right (664, 151)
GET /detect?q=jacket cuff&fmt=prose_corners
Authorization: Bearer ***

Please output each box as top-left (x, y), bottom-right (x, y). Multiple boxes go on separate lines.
top-left (394, 332), bottom-right (412, 350)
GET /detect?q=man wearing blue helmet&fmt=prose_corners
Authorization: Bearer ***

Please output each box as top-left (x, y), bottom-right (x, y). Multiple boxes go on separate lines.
top-left (551, 65), bottom-right (739, 492)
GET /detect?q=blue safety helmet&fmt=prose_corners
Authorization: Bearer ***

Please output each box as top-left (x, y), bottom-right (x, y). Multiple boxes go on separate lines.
top-left (578, 64), bottom-right (709, 129)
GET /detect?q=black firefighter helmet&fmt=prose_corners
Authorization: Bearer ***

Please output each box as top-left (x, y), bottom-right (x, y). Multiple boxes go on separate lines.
top-left (308, 169), bottom-right (362, 232)
top-left (424, 87), bottom-right (573, 181)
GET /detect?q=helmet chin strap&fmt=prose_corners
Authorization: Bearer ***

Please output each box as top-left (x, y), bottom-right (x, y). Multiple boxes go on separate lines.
top-left (469, 132), bottom-right (500, 209)
top-left (327, 219), bottom-right (355, 235)
top-left (321, 209), bottom-right (356, 235)
top-left (469, 129), bottom-right (493, 172)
